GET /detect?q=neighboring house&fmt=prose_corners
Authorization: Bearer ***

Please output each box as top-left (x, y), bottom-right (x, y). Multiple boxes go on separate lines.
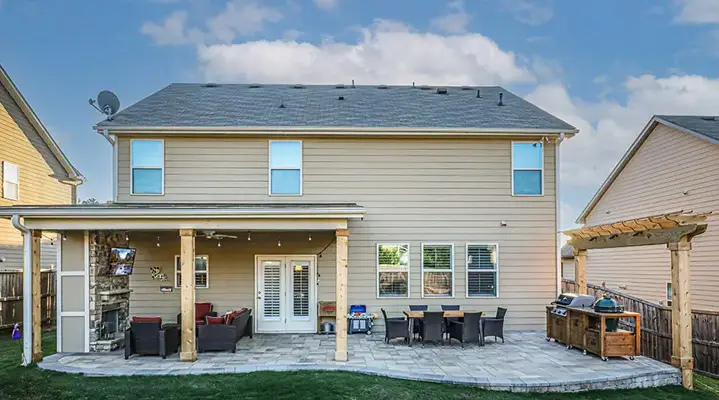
top-left (0, 83), bottom-right (577, 358)
top-left (561, 244), bottom-right (574, 281)
top-left (576, 115), bottom-right (719, 309)
top-left (0, 64), bottom-right (82, 271)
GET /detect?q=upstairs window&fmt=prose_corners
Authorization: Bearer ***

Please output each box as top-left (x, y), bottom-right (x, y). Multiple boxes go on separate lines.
top-left (467, 244), bottom-right (499, 297)
top-left (175, 255), bottom-right (209, 289)
top-left (377, 244), bottom-right (410, 298)
top-left (269, 141), bottom-right (302, 195)
top-left (422, 243), bottom-right (454, 297)
top-left (2, 161), bottom-right (19, 200)
top-left (131, 139), bottom-right (164, 195)
top-left (512, 142), bottom-right (543, 196)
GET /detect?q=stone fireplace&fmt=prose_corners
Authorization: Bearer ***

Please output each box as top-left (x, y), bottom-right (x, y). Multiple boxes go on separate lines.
top-left (89, 231), bottom-right (132, 352)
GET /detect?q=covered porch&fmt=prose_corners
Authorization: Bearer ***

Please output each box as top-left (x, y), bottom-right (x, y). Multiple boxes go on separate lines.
top-left (0, 203), bottom-right (364, 365)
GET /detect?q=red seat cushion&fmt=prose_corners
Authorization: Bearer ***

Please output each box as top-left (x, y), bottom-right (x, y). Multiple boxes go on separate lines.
top-left (195, 303), bottom-right (213, 321)
top-left (206, 316), bottom-right (224, 325)
top-left (132, 316), bottom-right (162, 324)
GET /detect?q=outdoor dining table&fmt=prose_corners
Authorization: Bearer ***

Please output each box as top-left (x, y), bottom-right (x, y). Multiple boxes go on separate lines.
top-left (403, 310), bottom-right (485, 345)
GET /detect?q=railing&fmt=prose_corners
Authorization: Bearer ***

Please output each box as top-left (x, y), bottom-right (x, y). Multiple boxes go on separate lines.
top-left (0, 270), bottom-right (56, 329)
top-left (562, 279), bottom-right (719, 378)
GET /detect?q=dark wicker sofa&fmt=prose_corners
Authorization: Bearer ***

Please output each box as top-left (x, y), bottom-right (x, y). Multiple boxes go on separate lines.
top-left (197, 309), bottom-right (253, 353)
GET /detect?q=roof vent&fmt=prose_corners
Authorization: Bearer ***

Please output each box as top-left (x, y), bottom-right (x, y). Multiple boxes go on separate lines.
top-left (498, 92), bottom-right (504, 106)
top-left (248, 83), bottom-right (261, 88)
top-left (436, 87), bottom-right (448, 94)
top-left (378, 84), bottom-right (389, 89)
top-left (461, 86), bottom-right (474, 90)
top-left (335, 84), bottom-right (345, 89)
top-left (291, 84), bottom-right (305, 89)
top-left (338, 96), bottom-right (345, 100)
top-left (419, 85), bottom-right (432, 90)
top-left (700, 116), bottom-right (716, 121)
top-left (204, 83), bottom-right (219, 88)
top-left (476, 89), bottom-right (481, 98)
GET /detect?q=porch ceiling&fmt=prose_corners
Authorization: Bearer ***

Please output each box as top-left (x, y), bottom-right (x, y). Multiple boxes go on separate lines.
top-left (0, 203), bottom-right (365, 231)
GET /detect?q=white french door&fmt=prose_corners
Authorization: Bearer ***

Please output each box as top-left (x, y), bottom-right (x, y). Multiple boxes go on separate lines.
top-left (256, 255), bottom-right (316, 333)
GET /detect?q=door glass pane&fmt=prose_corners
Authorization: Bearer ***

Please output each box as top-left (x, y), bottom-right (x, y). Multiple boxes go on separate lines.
top-left (263, 261), bottom-right (281, 318)
top-left (292, 262), bottom-right (310, 317)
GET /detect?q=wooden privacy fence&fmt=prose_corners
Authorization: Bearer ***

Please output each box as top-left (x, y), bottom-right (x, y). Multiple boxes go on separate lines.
top-left (562, 279), bottom-right (719, 378)
top-left (0, 270), bottom-right (56, 329)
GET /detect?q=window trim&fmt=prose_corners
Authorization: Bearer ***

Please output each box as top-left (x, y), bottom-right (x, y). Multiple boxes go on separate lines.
top-left (2, 161), bottom-right (19, 201)
top-left (268, 140), bottom-right (303, 196)
top-left (465, 243), bottom-right (500, 298)
top-left (376, 243), bottom-right (411, 299)
top-left (511, 141), bottom-right (544, 197)
top-left (421, 243), bottom-right (455, 298)
top-left (174, 254), bottom-right (210, 289)
top-left (666, 281), bottom-right (672, 306)
top-left (130, 139), bottom-right (165, 196)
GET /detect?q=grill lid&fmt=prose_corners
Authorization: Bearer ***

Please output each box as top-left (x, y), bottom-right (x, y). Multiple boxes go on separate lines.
top-left (594, 294), bottom-right (623, 313)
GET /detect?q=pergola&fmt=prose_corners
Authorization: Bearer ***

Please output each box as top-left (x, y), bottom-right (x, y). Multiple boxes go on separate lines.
top-left (564, 211), bottom-right (712, 390)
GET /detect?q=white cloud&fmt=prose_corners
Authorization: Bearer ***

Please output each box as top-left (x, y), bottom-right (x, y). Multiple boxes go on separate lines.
top-left (141, 0), bottom-right (282, 45)
top-left (592, 75), bottom-right (609, 84)
top-left (283, 29), bottom-right (303, 41)
top-left (431, 0), bottom-right (470, 34)
top-left (526, 74), bottom-right (719, 195)
top-left (674, 0), bottom-right (719, 24)
top-left (501, 0), bottom-right (554, 26)
top-left (197, 19), bottom-right (534, 85)
top-left (313, 0), bottom-right (338, 11)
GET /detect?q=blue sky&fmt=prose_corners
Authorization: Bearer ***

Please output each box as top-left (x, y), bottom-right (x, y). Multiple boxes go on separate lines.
top-left (1, 0), bottom-right (718, 228)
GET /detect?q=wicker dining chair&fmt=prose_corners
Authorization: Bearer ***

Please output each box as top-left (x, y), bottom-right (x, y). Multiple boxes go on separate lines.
top-left (381, 309), bottom-right (410, 345)
top-left (447, 312), bottom-right (482, 348)
top-left (482, 307), bottom-right (507, 344)
top-left (419, 311), bottom-right (445, 345)
top-left (409, 305), bottom-right (428, 339)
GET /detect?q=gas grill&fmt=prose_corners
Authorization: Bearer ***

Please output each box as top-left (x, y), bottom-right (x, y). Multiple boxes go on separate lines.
top-left (550, 293), bottom-right (595, 317)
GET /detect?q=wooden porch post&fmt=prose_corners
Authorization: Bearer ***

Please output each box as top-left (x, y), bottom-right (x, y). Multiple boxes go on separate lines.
top-left (31, 230), bottom-right (42, 362)
top-left (335, 228), bottom-right (349, 362)
top-left (573, 248), bottom-right (587, 295)
top-left (668, 238), bottom-right (693, 390)
top-left (179, 229), bottom-right (197, 362)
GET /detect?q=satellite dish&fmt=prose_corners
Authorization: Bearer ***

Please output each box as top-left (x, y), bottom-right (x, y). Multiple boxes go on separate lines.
top-left (89, 90), bottom-right (120, 120)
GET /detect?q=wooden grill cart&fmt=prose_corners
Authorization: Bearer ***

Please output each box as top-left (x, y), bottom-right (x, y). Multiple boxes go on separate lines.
top-left (546, 306), bottom-right (641, 360)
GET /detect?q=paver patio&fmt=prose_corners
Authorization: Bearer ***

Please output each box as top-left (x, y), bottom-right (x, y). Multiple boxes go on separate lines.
top-left (39, 331), bottom-right (680, 393)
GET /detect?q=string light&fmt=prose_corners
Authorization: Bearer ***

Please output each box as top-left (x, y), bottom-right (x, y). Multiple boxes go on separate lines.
top-left (277, 239), bottom-right (281, 247)
top-left (62, 232), bottom-right (67, 241)
top-left (308, 234), bottom-right (312, 242)
top-left (247, 231), bottom-right (251, 241)
top-left (156, 237), bottom-right (161, 247)
top-left (125, 232), bottom-right (130, 242)
top-left (217, 240), bottom-right (222, 247)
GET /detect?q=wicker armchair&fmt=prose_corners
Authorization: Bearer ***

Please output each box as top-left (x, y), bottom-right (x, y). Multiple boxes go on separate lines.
top-left (482, 307), bottom-right (507, 344)
top-left (447, 312), bottom-right (482, 347)
top-left (124, 321), bottom-right (178, 359)
top-left (419, 311), bottom-right (445, 345)
top-left (381, 309), bottom-right (410, 345)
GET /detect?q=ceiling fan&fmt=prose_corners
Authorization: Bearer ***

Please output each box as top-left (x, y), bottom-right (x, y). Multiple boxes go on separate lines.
top-left (200, 231), bottom-right (238, 240)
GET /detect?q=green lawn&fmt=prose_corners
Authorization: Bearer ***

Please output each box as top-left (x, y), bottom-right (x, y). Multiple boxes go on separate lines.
top-left (0, 331), bottom-right (717, 400)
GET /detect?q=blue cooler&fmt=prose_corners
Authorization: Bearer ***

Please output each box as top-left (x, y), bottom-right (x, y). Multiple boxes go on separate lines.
top-left (348, 304), bottom-right (373, 334)
top-left (349, 305), bottom-right (366, 314)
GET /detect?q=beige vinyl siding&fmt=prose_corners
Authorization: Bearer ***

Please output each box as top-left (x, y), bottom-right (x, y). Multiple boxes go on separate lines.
top-left (0, 79), bottom-right (73, 271)
top-left (119, 137), bottom-right (557, 330)
top-left (561, 258), bottom-right (574, 281)
top-left (584, 124), bottom-right (719, 309)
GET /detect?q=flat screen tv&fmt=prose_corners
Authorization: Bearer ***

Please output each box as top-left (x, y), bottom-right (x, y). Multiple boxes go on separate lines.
top-left (108, 247), bottom-right (136, 276)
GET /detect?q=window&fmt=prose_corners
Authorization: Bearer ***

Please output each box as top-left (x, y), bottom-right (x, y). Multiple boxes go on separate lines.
top-left (131, 139), bottom-right (164, 195)
top-left (269, 141), bottom-right (302, 195)
top-left (2, 161), bottom-right (18, 200)
top-left (174, 255), bottom-right (209, 289)
top-left (466, 244), bottom-right (498, 297)
top-left (377, 244), bottom-right (409, 298)
top-left (422, 243), bottom-right (454, 297)
top-left (512, 142), bottom-right (543, 195)
top-left (666, 282), bottom-right (672, 306)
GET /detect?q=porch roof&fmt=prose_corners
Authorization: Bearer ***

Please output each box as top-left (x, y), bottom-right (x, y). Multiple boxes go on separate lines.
top-left (0, 203), bottom-right (365, 231)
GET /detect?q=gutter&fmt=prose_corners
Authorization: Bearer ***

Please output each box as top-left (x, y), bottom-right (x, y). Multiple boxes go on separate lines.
top-left (12, 215), bottom-right (32, 366)
top-left (555, 132), bottom-right (566, 296)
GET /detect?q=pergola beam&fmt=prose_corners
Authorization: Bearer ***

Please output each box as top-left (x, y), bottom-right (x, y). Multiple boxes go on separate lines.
top-left (567, 224), bottom-right (705, 251)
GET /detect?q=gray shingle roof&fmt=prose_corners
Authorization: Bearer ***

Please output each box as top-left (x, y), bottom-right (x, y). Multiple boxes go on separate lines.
top-left (656, 115), bottom-right (719, 143)
top-left (96, 84), bottom-right (576, 132)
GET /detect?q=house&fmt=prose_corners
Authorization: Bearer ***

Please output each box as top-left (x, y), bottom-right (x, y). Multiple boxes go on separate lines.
top-left (575, 115), bottom-right (719, 309)
top-left (560, 244), bottom-right (574, 280)
top-left (0, 83), bottom-right (577, 363)
top-left (0, 64), bottom-right (82, 272)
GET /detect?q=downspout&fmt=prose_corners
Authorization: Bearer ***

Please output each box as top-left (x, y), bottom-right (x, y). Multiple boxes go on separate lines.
top-left (11, 215), bottom-right (32, 366)
top-left (555, 132), bottom-right (566, 296)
